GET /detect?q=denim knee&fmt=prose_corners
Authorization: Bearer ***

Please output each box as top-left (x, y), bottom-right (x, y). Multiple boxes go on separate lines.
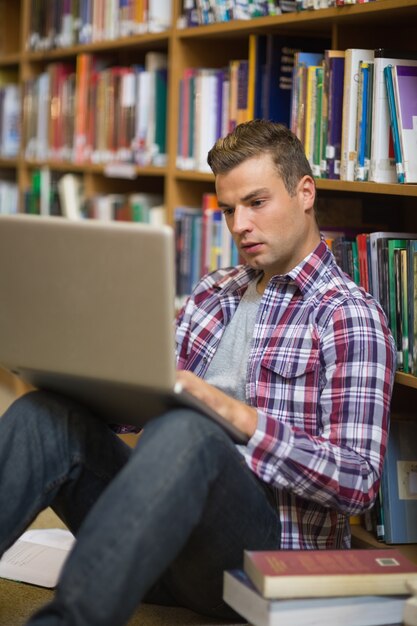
top-left (143, 409), bottom-right (234, 453)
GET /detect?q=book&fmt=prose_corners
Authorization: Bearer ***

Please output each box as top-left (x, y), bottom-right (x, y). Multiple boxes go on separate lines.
top-left (367, 231), bottom-right (417, 304)
top-left (387, 238), bottom-right (407, 368)
top-left (356, 233), bottom-right (370, 292)
top-left (291, 51), bottom-right (324, 145)
top-left (236, 59), bottom-right (249, 124)
top-left (263, 37), bottom-right (306, 128)
top-left (193, 68), bottom-right (220, 172)
top-left (355, 60), bottom-right (372, 182)
top-left (381, 416), bottom-right (417, 544)
top-left (304, 63), bottom-right (321, 167)
top-left (144, 51), bottom-right (168, 167)
top-left (176, 67), bottom-right (197, 170)
top-left (323, 50), bottom-right (345, 179)
top-left (384, 65), bottom-right (404, 183)
top-left (407, 239), bottom-right (417, 375)
top-left (340, 49), bottom-right (374, 181)
top-left (370, 49), bottom-right (417, 184)
top-left (224, 569), bottom-right (409, 626)
top-left (0, 528), bottom-right (75, 588)
top-left (243, 548), bottom-right (417, 599)
top-left (128, 192), bottom-right (164, 224)
top-left (148, 0), bottom-right (173, 33)
top-left (134, 67), bottom-right (152, 166)
top-left (311, 65), bottom-right (324, 177)
top-left (57, 173), bottom-right (85, 220)
top-left (0, 83), bottom-right (21, 158)
top-left (392, 64), bottom-right (417, 183)
top-left (74, 53), bottom-right (93, 162)
top-left (253, 33), bottom-right (268, 119)
top-left (247, 33), bottom-right (257, 120)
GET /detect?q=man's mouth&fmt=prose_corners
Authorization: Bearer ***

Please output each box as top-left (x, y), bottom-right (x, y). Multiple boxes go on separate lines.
top-left (241, 241), bottom-right (263, 254)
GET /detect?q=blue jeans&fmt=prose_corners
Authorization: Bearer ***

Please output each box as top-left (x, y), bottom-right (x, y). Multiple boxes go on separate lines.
top-left (0, 390), bottom-right (281, 626)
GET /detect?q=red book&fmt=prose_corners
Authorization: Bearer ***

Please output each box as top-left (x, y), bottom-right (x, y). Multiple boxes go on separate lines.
top-left (356, 233), bottom-right (370, 292)
top-left (244, 548), bottom-right (417, 599)
top-left (200, 192), bottom-right (220, 277)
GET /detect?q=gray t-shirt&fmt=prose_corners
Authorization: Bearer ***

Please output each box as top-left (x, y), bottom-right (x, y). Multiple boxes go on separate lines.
top-left (204, 279), bottom-right (262, 401)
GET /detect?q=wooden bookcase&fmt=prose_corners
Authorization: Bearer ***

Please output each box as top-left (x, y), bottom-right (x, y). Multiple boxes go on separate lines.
top-left (1, 1), bottom-right (417, 221)
top-left (1, 0), bottom-right (417, 554)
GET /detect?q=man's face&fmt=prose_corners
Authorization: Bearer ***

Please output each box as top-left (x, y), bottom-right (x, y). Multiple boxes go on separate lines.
top-left (215, 153), bottom-right (319, 288)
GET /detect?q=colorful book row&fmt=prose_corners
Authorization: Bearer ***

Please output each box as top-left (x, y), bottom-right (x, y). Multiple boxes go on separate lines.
top-left (179, 0), bottom-right (377, 27)
top-left (23, 169), bottom-right (165, 223)
top-left (22, 51), bottom-right (167, 166)
top-left (327, 231), bottom-right (417, 375)
top-left (175, 193), bottom-right (239, 296)
top-left (176, 44), bottom-right (417, 184)
top-left (0, 68), bottom-right (21, 159)
top-left (27, 0), bottom-right (172, 51)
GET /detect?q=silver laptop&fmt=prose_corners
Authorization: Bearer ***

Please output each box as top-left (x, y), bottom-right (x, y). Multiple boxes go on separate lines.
top-left (0, 214), bottom-right (247, 444)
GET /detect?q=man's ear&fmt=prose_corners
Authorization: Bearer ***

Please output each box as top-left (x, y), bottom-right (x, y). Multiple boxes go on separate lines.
top-left (299, 175), bottom-right (316, 212)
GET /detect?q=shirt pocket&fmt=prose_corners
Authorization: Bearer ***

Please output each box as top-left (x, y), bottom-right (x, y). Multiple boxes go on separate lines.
top-left (258, 340), bottom-right (321, 433)
top-left (262, 344), bottom-right (320, 378)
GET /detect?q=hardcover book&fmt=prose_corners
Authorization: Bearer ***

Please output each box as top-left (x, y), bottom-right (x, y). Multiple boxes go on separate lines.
top-left (367, 231), bottom-right (417, 304)
top-left (244, 548), bottom-right (417, 599)
top-left (387, 238), bottom-right (407, 369)
top-left (392, 65), bottom-right (417, 183)
top-left (224, 569), bottom-right (408, 626)
top-left (370, 49), bottom-right (417, 183)
top-left (355, 60), bottom-right (372, 182)
top-left (291, 51), bottom-right (324, 144)
top-left (340, 49), bottom-right (374, 181)
top-left (384, 64), bottom-right (404, 183)
top-left (324, 50), bottom-right (345, 179)
top-left (381, 416), bottom-right (417, 544)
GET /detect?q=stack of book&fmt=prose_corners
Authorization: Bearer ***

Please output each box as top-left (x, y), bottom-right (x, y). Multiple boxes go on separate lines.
top-left (223, 548), bottom-right (417, 626)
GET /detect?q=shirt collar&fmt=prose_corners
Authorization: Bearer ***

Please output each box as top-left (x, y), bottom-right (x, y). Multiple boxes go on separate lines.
top-left (264, 239), bottom-right (334, 297)
top-left (286, 239), bottom-right (334, 297)
top-left (210, 239), bottom-right (333, 298)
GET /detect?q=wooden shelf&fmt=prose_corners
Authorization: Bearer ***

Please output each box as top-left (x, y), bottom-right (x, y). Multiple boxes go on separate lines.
top-left (22, 160), bottom-right (167, 179)
top-left (351, 526), bottom-right (417, 565)
top-left (395, 372), bottom-right (417, 390)
top-left (176, 0), bottom-right (417, 39)
top-left (22, 31), bottom-right (171, 60)
top-left (174, 169), bottom-right (417, 199)
top-left (316, 179), bottom-right (417, 197)
top-left (0, 53), bottom-right (21, 66)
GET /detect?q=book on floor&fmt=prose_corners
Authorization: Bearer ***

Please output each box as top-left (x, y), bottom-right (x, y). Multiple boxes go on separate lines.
top-left (243, 548), bottom-right (417, 599)
top-left (0, 528), bottom-right (75, 588)
top-left (224, 569), bottom-right (409, 626)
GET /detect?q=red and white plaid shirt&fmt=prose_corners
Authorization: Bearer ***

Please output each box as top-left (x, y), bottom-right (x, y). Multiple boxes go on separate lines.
top-left (176, 240), bottom-right (396, 549)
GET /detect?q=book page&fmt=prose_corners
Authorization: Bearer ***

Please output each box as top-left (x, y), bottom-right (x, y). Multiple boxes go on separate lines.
top-left (0, 528), bottom-right (75, 588)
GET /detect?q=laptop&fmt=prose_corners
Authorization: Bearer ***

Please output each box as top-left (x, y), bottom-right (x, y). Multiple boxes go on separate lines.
top-left (0, 214), bottom-right (247, 444)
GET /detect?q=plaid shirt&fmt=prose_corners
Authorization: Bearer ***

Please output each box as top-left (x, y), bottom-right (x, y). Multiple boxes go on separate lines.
top-left (176, 240), bottom-right (396, 549)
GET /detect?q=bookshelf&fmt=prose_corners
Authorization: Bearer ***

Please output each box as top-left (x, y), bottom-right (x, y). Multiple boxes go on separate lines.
top-left (1, 1), bottom-right (417, 219)
top-left (1, 0), bottom-right (417, 553)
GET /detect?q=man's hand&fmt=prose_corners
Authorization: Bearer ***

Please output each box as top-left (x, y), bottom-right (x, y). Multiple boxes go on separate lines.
top-left (176, 370), bottom-right (258, 439)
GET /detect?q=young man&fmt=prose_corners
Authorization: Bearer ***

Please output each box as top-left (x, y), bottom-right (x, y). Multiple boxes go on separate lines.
top-left (0, 120), bottom-right (395, 625)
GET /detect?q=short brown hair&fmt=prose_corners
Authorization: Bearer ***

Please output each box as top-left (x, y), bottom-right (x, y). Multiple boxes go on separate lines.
top-left (207, 119), bottom-right (315, 198)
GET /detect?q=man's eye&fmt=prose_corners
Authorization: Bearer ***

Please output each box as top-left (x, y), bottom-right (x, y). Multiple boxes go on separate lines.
top-left (222, 208), bottom-right (234, 216)
top-left (252, 199), bottom-right (264, 207)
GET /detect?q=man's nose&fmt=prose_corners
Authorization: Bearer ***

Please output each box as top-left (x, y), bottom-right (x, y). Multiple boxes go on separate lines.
top-left (231, 206), bottom-right (252, 235)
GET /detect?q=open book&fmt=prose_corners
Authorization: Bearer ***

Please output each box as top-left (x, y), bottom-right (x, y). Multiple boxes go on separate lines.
top-left (0, 528), bottom-right (75, 588)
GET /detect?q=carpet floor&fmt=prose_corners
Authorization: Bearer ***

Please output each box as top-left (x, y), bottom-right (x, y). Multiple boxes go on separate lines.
top-left (0, 509), bottom-right (245, 626)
